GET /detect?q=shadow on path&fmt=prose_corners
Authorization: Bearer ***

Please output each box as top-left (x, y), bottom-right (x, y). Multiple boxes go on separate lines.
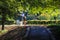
top-left (0, 26), bottom-right (57, 40)
top-left (0, 27), bottom-right (24, 40)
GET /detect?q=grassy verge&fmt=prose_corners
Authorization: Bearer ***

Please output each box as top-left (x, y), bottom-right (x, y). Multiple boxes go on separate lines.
top-left (0, 30), bottom-right (8, 36)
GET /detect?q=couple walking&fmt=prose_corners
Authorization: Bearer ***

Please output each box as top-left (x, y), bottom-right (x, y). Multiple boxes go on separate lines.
top-left (16, 11), bottom-right (26, 26)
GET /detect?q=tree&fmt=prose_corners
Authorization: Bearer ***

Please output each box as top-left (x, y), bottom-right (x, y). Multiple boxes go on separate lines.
top-left (0, 0), bottom-right (20, 30)
top-left (0, 0), bottom-right (60, 30)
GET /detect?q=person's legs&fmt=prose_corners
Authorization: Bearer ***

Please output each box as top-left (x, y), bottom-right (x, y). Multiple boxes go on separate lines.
top-left (20, 21), bottom-right (23, 26)
top-left (23, 16), bottom-right (26, 27)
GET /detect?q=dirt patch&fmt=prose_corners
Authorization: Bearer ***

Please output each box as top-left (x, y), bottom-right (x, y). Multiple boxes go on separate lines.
top-left (0, 25), bottom-right (22, 31)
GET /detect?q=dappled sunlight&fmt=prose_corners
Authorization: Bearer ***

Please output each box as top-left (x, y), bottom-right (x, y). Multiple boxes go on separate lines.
top-left (0, 0), bottom-right (60, 40)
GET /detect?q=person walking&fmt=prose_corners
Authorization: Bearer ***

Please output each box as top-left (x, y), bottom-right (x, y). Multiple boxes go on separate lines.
top-left (21, 11), bottom-right (27, 27)
top-left (16, 13), bottom-right (22, 26)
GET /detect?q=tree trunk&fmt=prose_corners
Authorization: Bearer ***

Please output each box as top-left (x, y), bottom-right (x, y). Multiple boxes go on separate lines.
top-left (2, 13), bottom-right (5, 30)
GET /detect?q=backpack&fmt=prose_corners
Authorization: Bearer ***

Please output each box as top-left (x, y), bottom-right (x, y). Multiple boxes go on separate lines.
top-left (22, 26), bottom-right (55, 40)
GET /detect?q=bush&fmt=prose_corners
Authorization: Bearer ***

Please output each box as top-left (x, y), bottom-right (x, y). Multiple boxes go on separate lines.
top-left (47, 25), bottom-right (60, 40)
top-left (5, 21), bottom-right (14, 24)
top-left (26, 15), bottom-right (35, 20)
top-left (38, 13), bottom-right (50, 20)
top-left (0, 21), bottom-right (14, 25)
top-left (27, 20), bottom-right (60, 24)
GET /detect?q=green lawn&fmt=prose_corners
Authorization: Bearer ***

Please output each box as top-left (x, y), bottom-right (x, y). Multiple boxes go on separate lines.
top-left (0, 30), bottom-right (8, 36)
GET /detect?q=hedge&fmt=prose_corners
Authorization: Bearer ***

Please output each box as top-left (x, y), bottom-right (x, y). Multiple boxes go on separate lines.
top-left (0, 21), bottom-right (14, 25)
top-left (0, 20), bottom-right (60, 24)
top-left (27, 20), bottom-right (60, 24)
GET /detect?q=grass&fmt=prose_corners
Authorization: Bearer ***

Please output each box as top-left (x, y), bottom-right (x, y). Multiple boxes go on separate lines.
top-left (0, 30), bottom-right (8, 36)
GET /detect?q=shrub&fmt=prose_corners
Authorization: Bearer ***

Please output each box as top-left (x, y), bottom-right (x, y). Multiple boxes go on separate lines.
top-left (0, 21), bottom-right (14, 25)
top-left (26, 15), bottom-right (35, 20)
top-left (38, 13), bottom-right (50, 20)
top-left (47, 24), bottom-right (60, 40)
top-left (27, 20), bottom-right (60, 24)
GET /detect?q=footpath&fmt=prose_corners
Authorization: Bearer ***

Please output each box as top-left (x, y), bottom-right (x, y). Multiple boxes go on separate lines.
top-left (0, 24), bottom-right (47, 40)
top-left (0, 24), bottom-right (47, 31)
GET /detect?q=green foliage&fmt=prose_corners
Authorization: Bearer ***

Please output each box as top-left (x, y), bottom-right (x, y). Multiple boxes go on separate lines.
top-left (27, 15), bottom-right (35, 20)
top-left (0, 20), bottom-right (14, 25)
top-left (27, 20), bottom-right (60, 24)
top-left (38, 13), bottom-right (51, 20)
top-left (0, 0), bottom-right (60, 21)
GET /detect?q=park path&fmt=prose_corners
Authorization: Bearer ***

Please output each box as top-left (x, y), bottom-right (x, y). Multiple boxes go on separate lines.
top-left (0, 24), bottom-right (28, 31)
top-left (0, 24), bottom-right (47, 30)
top-left (0, 24), bottom-right (47, 40)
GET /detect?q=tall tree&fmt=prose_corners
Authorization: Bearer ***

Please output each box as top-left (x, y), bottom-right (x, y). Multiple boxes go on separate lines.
top-left (0, 0), bottom-right (20, 30)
